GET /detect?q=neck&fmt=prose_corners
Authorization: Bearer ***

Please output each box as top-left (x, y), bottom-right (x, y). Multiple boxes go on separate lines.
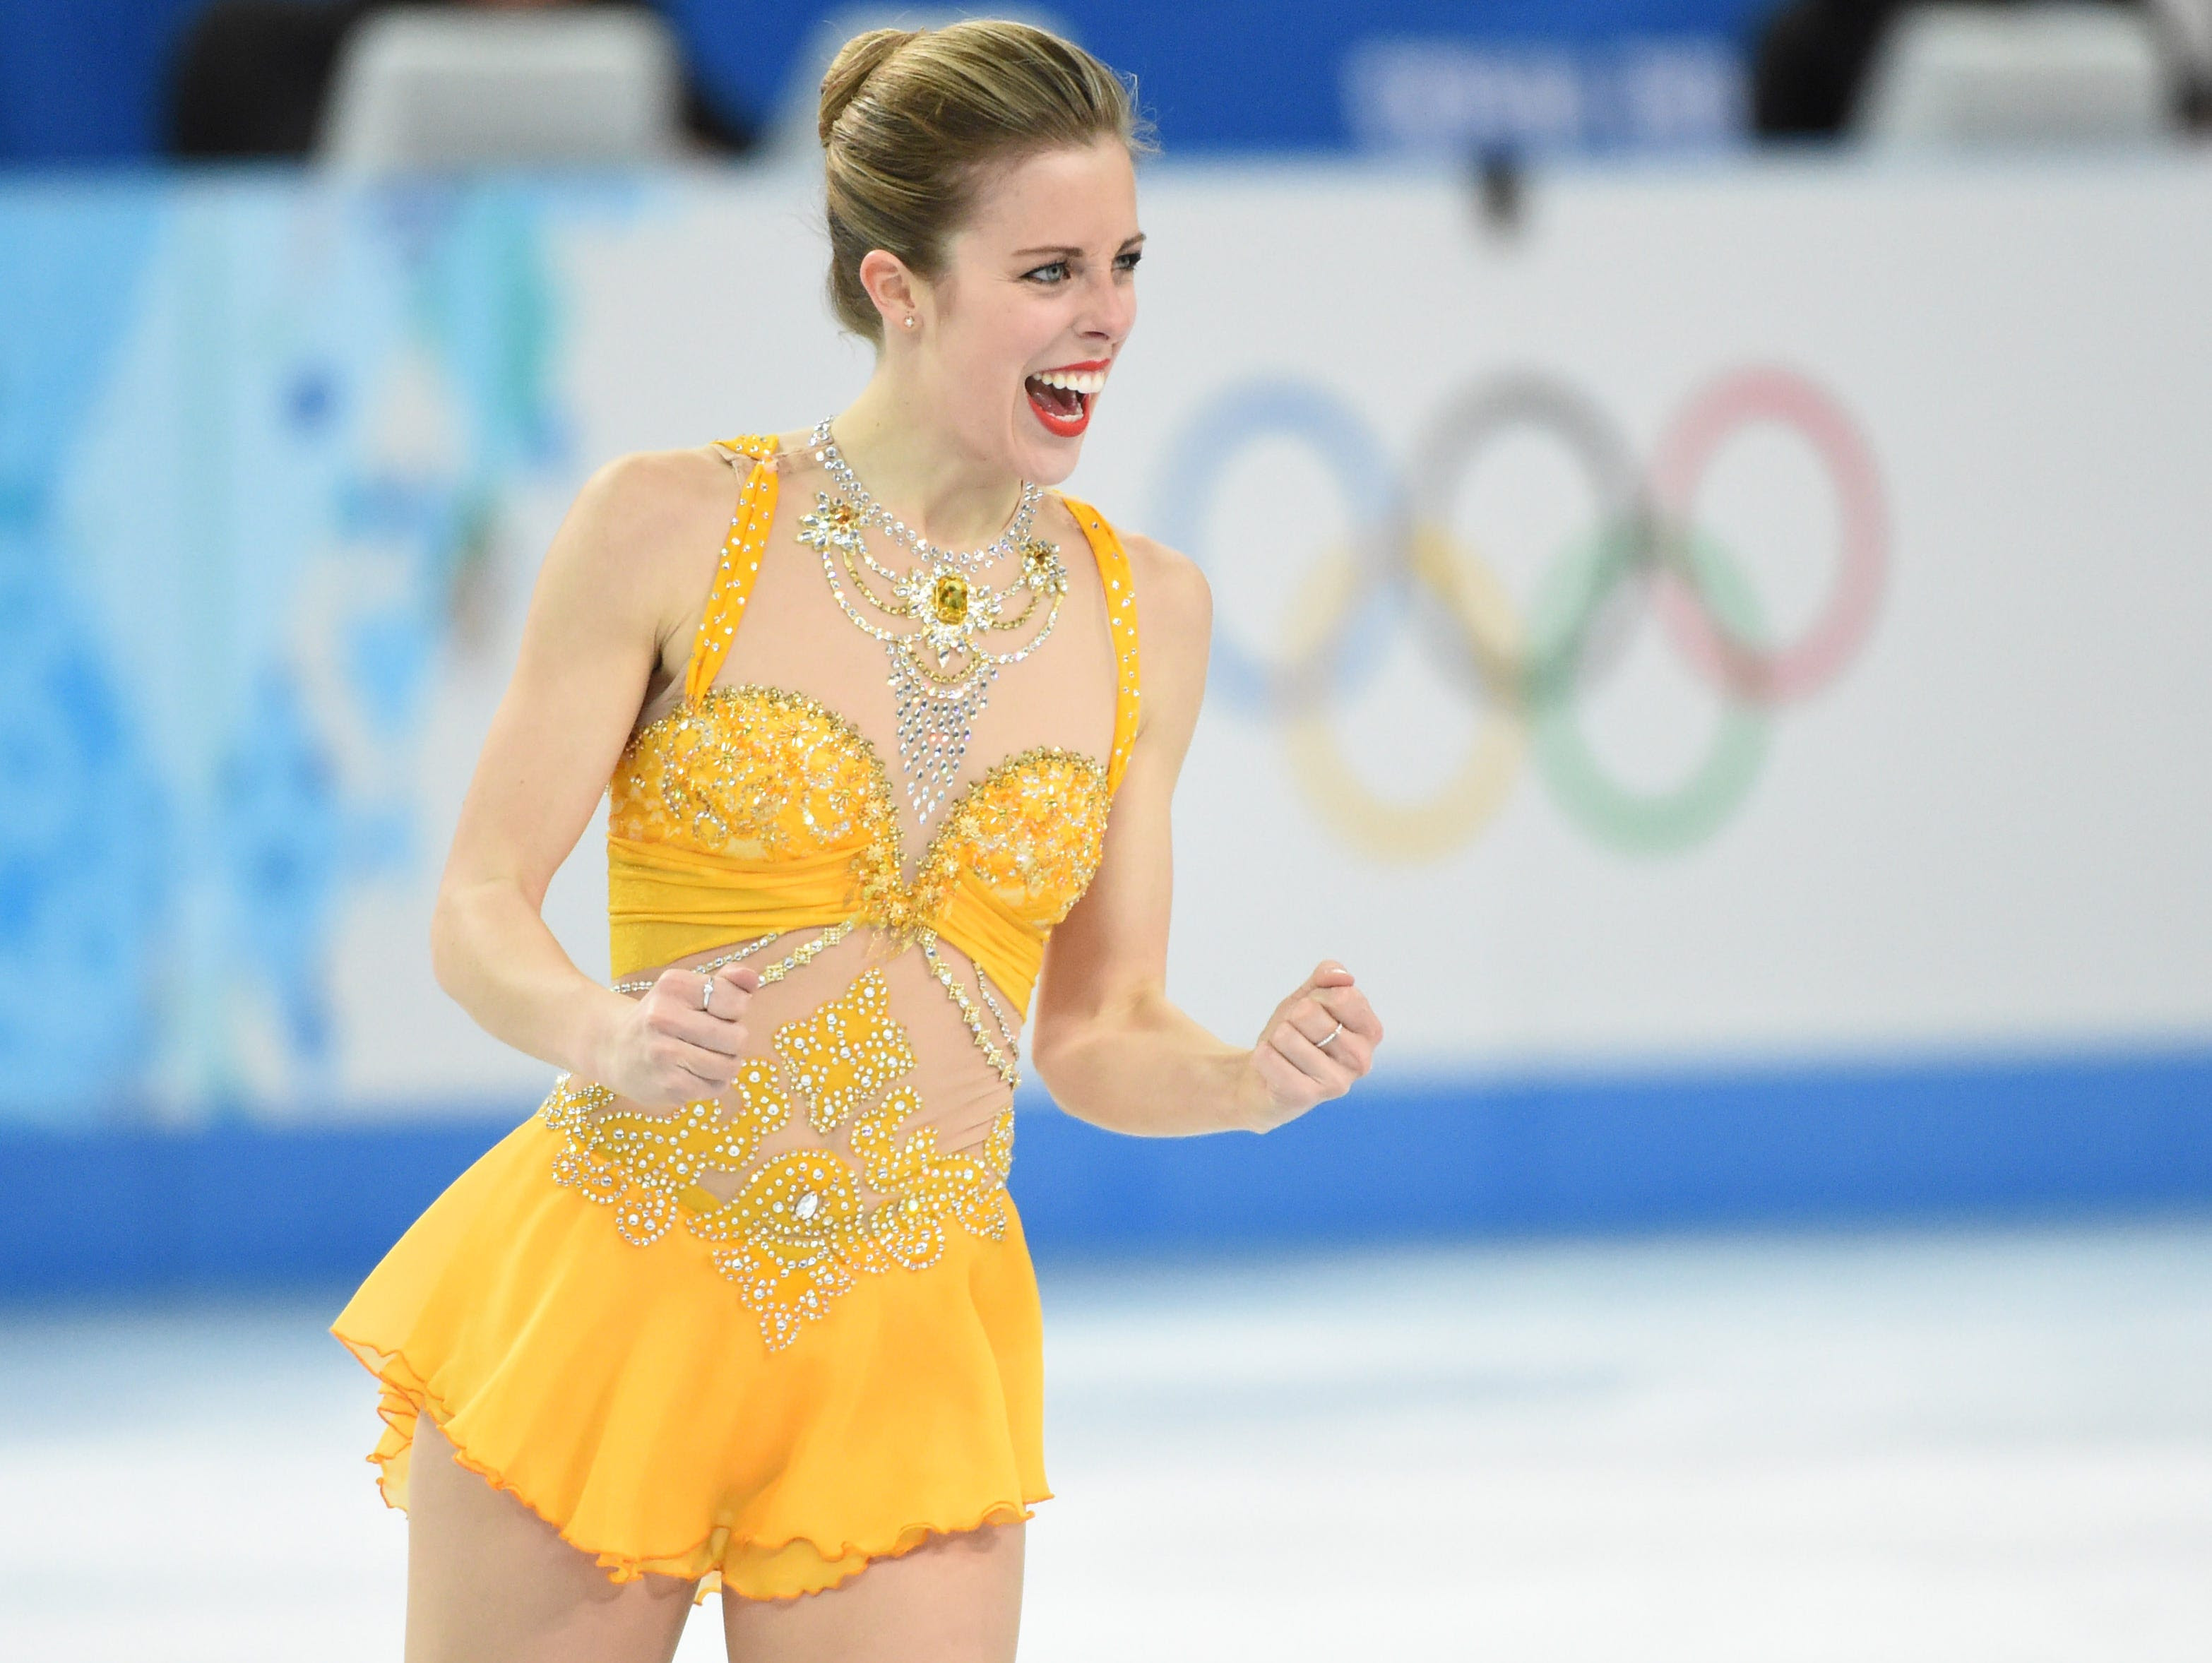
top-left (830, 368), bottom-right (1026, 549)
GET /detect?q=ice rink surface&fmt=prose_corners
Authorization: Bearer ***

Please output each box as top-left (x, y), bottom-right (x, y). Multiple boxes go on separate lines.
top-left (2, 1219), bottom-right (2207, 1661)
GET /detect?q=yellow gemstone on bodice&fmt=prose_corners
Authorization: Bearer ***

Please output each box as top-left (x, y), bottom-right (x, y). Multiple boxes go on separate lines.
top-left (929, 571), bottom-right (970, 624)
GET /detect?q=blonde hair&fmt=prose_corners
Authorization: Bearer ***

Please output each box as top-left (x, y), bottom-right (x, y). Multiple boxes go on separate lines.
top-left (818, 20), bottom-right (1154, 342)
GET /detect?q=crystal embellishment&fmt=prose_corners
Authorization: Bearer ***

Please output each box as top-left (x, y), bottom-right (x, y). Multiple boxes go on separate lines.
top-left (540, 971), bottom-right (1020, 1352)
top-left (796, 419), bottom-right (1070, 823)
top-left (771, 967), bottom-right (917, 1134)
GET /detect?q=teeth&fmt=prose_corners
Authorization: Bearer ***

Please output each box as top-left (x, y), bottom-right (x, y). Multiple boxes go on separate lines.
top-left (1033, 369), bottom-right (1106, 395)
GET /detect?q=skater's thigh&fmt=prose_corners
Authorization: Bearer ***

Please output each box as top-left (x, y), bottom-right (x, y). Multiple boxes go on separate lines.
top-left (720, 1519), bottom-right (1024, 1663)
top-left (404, 1412), bottom-right (697, 1663)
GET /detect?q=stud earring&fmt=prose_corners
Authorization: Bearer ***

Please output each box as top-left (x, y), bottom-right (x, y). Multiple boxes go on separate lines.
top-left (903, 315), bottom-right (917, 330)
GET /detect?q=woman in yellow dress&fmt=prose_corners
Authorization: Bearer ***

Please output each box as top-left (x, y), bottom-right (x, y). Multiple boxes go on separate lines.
top-left (333, 19), bottom-right (1384, 1662)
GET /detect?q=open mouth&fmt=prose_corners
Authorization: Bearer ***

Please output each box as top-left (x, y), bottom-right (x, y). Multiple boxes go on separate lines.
top-left (1025, 364), bottom-right (1107, 438)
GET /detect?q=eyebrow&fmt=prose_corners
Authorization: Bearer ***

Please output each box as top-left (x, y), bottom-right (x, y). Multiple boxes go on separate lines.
top-left (1009, 234), bottom-right (1146, 258)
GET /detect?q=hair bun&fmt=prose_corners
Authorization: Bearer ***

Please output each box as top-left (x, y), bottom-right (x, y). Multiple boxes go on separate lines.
top-left (815, 19), bottom-right (1148, 342)
top-left (818, 28), bottom-right (920, 148)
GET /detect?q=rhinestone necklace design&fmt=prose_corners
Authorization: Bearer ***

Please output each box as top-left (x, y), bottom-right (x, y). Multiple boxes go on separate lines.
top-left (797, 418), bottom-right (1070, 823)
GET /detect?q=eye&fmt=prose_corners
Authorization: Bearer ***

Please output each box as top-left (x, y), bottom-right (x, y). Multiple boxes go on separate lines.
top-left (1114, 247), bottom-right (1143, 273)
top-left (1023, 260), bottom-right (1072, 285)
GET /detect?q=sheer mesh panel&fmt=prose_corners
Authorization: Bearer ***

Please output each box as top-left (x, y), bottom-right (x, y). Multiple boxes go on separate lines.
top-left (605, 435), bottom-right (1119, 1186)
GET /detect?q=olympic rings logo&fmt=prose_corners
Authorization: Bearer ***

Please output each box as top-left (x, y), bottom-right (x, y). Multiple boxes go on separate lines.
top-left (1155, 366), bottom-right (1889, 860)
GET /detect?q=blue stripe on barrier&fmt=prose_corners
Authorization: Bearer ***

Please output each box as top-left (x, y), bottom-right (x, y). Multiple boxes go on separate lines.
top-left (1011, 1045), bottom-right (2212, 1252)
top-left (4, 1045), bottom-right (2208, 1297)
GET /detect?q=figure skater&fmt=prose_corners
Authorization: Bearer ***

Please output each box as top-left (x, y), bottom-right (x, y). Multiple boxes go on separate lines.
top-left (333, 20), bottom-right (1384, 1660)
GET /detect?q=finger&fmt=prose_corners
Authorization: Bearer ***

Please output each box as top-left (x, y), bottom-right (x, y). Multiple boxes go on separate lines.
top-left (687, 967), bottom-right (754, 1025)
top-left (1287, 997), bottom-right (1343, 1047)
top-left (691, 969), bottom-right (732, 1016)
top-left (1268, 1019), bottom-right (1354, 1092)
top-left (634, 1046), bottom-right (739, 1104)
top-left (1250, 1042), bottom-right (1317, 1109)
top-left (1307, 958), bottom-right (1355, 990)
top-left (657, 1006), bottom-right (750, 1058)
top-left (1303, 1010), bottom-right (1373, 1074)
top-left (1313, 985), bottom-right (1384, 1043)
top-left (1321, 1032), bottom-right (1373, 1075)
top-left (675, 1055), bottom-right (735, 1095)
top-left (712, 962), bottom-right (763, 996)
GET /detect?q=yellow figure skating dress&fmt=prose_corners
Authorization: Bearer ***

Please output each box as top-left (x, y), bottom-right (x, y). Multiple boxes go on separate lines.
top-left (331, 431), bottom-right (1141, 1600)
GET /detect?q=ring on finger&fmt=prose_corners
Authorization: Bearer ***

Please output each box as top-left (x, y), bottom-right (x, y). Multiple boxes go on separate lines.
top-left (1314, 1020), bottom-right (1344, 1049)
top-left (700, 976), bottom-right (715, 1015)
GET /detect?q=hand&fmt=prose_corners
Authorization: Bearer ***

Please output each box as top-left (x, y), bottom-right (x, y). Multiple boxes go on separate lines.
top-left (589, 958), bottom-right (763, 1107)
top-left (1237, 959), bottom-right (1383, 1133)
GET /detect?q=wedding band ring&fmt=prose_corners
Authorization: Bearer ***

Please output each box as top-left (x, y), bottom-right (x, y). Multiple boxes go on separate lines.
top-left (1316, 1020), bottom-right (1343, 1049)
top-left (700, 977), bottom-right (715, 1015)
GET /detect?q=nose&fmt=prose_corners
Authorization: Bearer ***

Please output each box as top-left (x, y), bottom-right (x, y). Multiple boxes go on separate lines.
top-left (1078, 266), bottom-right (1136, 346)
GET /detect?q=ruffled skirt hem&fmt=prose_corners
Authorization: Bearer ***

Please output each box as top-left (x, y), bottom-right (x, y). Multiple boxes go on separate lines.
top-left (339, 1331), bottom-right (1049, 1602)
top-left (328, 1112), bottom-right (1052, 1604)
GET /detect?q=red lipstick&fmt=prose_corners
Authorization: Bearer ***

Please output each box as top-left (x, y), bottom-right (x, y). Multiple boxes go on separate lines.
top-left (1023, 359), bottom-right (1112, 439)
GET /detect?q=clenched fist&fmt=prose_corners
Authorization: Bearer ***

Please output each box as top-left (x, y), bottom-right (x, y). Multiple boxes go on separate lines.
top-left (590, 959), bottom-right (764, 1107)
top-left (1235, 959), bottom-right (1383, 1133)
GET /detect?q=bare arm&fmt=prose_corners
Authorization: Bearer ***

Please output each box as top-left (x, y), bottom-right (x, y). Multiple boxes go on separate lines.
top-left (429, 448), bottom-right (766, 1104)
top-left (1029, 535), bottom-right (1384, 1136)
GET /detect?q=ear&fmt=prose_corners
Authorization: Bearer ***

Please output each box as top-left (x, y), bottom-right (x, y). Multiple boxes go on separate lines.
top-left (857, 249), bottom-right (924, 333)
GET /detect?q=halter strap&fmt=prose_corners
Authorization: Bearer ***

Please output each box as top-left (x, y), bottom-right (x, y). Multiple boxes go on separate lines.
top-left (683, 433), bottom-right (780, 705)
top-left (1056, 494), bottom-right (1143, 794)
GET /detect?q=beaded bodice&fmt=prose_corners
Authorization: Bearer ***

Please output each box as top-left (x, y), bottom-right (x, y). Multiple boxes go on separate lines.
top-left (610, 687), bottom-right (1115, 950)
top-left (549, 431), bottom-right (1141, 1351)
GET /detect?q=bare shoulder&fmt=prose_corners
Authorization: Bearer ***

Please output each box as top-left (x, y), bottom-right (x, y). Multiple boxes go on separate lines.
top-left (569, 444), bottom-right (737, 569)
top-left (542, 443), bottom-right (739, 618)
top-left (1119, 529), bottom-right (1212, 655)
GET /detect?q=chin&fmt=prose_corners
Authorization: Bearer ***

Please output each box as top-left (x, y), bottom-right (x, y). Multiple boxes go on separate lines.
top-left (1011, 400), bottom-right (1094, 487)
top-left (1015, 435), bottom-right (1083, 488)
